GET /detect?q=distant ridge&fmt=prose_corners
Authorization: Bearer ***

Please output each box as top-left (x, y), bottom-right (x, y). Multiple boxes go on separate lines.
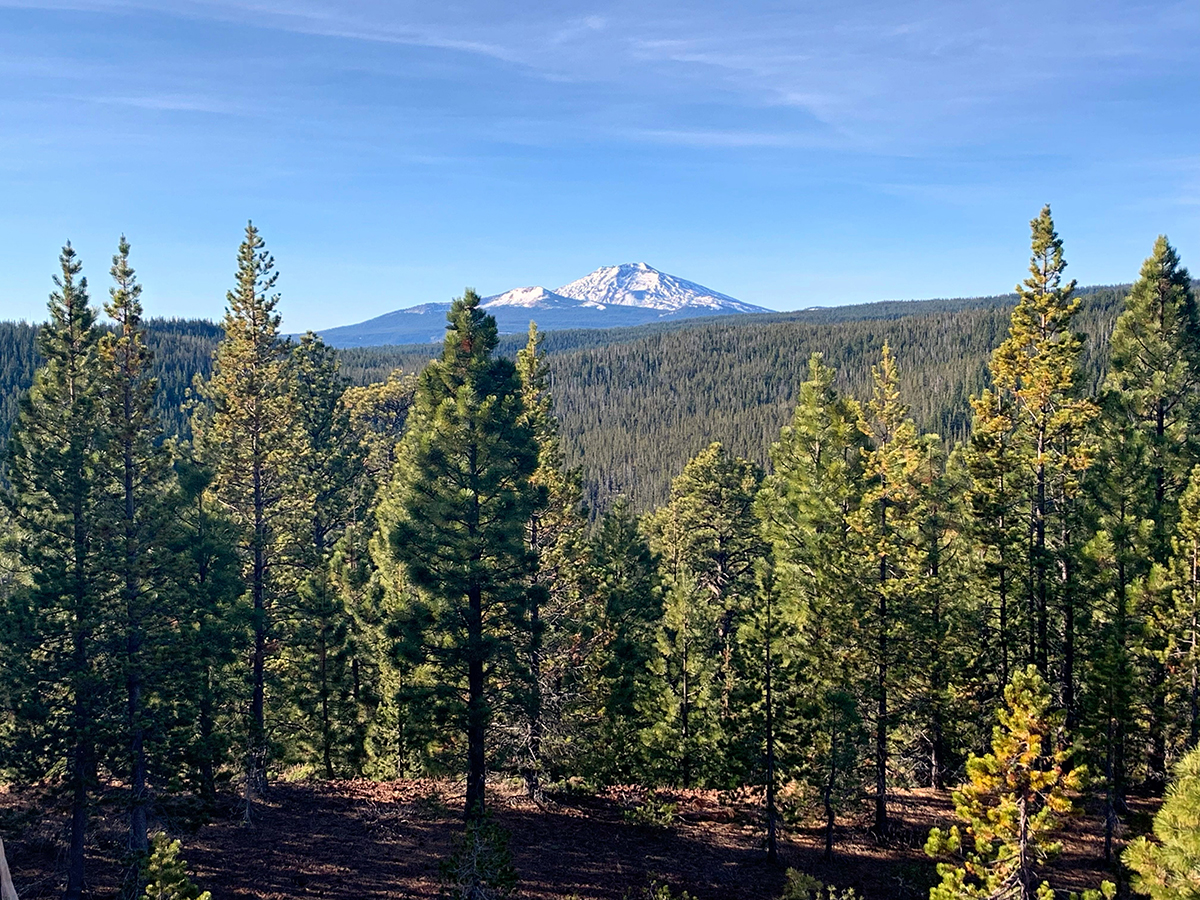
top-left (315, 263), bottom-right (769, 348)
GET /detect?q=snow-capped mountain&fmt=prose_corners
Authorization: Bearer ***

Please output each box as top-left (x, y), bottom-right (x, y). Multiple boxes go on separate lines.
top-left (480, 286), bottom-right (576, 309)
top-left (317, 263), bottom-right (768, 347)
top-left (550, 262), bottom-right (763, 313)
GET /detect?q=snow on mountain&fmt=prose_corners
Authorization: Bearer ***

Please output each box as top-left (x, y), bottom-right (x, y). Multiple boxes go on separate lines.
top-left (315, 263), bottom-right (768, 347)
top-left (553, 262), bottom-right (765, 313)
top-left (480, 286), bottom-right (575, 309)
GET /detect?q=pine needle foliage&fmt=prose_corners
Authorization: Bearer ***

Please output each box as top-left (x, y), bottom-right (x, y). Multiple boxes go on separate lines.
top-left (926, 666), bottom-right (1097, 900)
top-left (142, 834), bottom-right (211, 900)
top-left (380, 289), bottom-right (542, 818)
top-left (4, 243), bottom-right (109, 900)
top-left (192, 221), bottom-right (311, 805)
top-left (1124, 746), bottom-right (1200, 899)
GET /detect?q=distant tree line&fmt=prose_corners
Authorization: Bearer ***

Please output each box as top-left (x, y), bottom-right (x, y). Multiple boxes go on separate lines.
top-left (0, 277), bottom-right (1140, 514)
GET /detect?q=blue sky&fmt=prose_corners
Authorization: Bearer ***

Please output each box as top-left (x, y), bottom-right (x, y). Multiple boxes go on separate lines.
top-left (0, 1), bottom-right (1197, 331)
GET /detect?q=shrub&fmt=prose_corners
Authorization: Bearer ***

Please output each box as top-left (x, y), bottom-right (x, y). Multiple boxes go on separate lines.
top-left (142, 834), bottom-right (211, 900)
top-left (780, 869), bottom-right (859, 900)
top-left (440, 814), bottom-right (518, 900)
top-left (623, 799), bottom-right (678, 830)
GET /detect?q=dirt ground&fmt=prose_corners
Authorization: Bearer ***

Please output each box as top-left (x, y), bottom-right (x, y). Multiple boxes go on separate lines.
top-left (0, 779), bottom-right (1137, 899)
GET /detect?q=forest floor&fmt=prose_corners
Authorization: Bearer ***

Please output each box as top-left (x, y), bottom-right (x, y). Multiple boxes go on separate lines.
top-left (0, 777), bottom-right (1144, 899)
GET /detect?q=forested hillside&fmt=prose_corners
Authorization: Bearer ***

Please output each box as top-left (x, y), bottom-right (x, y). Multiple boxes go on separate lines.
top-left (0, 286), bottom-right (1126, 510)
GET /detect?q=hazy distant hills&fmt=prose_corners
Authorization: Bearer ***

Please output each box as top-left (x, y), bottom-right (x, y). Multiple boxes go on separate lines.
top-left (315, 262), bottom-right (770, 347)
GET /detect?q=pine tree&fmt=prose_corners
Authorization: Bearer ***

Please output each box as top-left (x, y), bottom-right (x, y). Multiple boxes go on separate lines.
top-left (644, 443), bottom-right (764, 786)
top-left (900, 434), bottom-right (974, 790)
top-left (1103, 236), bottom-right (1200, 789)
top-left (96, 237), bottom-right (186, 872)
top-left (4, 244), bottom-right (110, 900)
top-left (925, 666), bottom-right (1106, 900)
top-left (379, 290), bottom-right (542, 819)
top-left (192, 222), bottom-right (310, 809)
top-left (513, 323), bottom-right (587, 797)
top-left (856, 342), bottom-right (921, 834)
top-left (338, 368), bottom-right (418, 776)
top-left (1161, 466), bottom-right (1200, 755)
top-left (757, 354), bottom-right (869, 858)
top-left (578, 498), bottom-right (661, 782)
top-left (170, 455), bottom-right (245, 807)
top-left (281, 333), bottom-right (368, 778)
top-left (1124, 745), bottom-right (1200, 899)
top-left (972, 206), bottom-right (1096, 710)
top-left (965, 380), bottom-right (1027, 692)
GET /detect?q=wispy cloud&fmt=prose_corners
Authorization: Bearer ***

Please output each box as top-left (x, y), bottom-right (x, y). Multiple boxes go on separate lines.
top-left (84, 93), bottom-right (247, 114)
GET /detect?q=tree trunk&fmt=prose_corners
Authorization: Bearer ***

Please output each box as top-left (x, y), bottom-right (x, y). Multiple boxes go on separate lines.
top-left (65, 706), bottom-right (88, 900)
top-left (123, 394), bottom-right (149, 866)
top-left (874, 489), bottom-right (888, 836)
top-left (764, 590), bottom-right (777, 864)
top-left (1035, 458), bottom-right (1048, 676)
top-left (65, 492), bottom-right (91, 900)
top-left (525, 522), bottom-right (543, 801)
top-left (248, 446), bottom-right (267, 819)
top-left (824, 724), bottom-right (837, 862)
top-left (320, 629), bottom-right (333, 779)
top-left (466, 582), bottom-right (487, 821)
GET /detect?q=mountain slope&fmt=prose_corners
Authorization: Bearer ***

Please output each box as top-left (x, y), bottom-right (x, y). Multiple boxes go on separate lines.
top-left (316, 263), bottom-right (768, 347)
top-left (552, 262), bottom-right (765, 313)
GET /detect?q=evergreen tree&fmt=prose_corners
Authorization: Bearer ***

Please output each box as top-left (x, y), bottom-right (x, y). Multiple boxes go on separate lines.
top-left (1103, 236), bottom-right (1200, 788)
top-left (192, 222), bottom-right (310, 808)
top-left (965, 378), bottom-right (1028, 693)
top-left (96, 237), bottom-right (186, 872)
top-left (513, 323), bottom-right (587, 797)
top-left (645, 442), bottom-right (764, 785)
top-left (1124, 745), bottom-right (1200, 899)
top-left (379, 290), bottom-right (542, 819)
top-left (856, 342), bottom-right (921, 834)
top-left (925, 667), bottom-right (1106, 900)
top-left (1161, 466), bottom-right (1200, 754)
top-left (4, 244), bottom-right (110, 900)
top-left (971, 206), bottom-right (1096, 711)
top-left (281, 333), bottom-right (368, 777)
top-left (900, 434), bottom-right (974, 790)
top-left (170, 455), bottom-right (245, 807)
top-left (757, 354), bottom-right (870, 858)
top-left (338, 368), bottom-right (418, 776)
top-left (578, 498), bottom-right (661, 782)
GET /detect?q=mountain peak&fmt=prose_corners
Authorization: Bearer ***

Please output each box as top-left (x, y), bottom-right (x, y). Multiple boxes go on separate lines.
top-left (553, 263), bottom-right (763, 313)
top-left (314, 262), bottom-right (768, 347)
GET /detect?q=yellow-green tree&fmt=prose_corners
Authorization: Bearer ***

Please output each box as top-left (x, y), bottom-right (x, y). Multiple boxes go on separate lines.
top-left (926, 666), bottom-right (1107, 900)
top-left (968, 206), bottom-right (1096, 717)
top-left (857, 342), bottom-right (922, 834)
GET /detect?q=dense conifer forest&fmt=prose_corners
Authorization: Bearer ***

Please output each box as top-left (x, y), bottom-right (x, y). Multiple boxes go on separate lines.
top-left (3, 210), bottom-right (1200, 900)
top-left (0, 285), bottom-right (1130, 511)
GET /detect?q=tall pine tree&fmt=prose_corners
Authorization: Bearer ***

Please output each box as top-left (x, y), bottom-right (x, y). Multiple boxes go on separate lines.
top-left (5, 245), bottom-right (109, 900)
top-left (97, 237), bottom-right (186, 873)
top-left (193, 222), bottom-right (310, 809)
top-left (757, 354), bottom-right (870, 858)
top-left (379, 290), bottom-right (542, 819)
top-left (971, 206), bottom-right (1096, 711)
